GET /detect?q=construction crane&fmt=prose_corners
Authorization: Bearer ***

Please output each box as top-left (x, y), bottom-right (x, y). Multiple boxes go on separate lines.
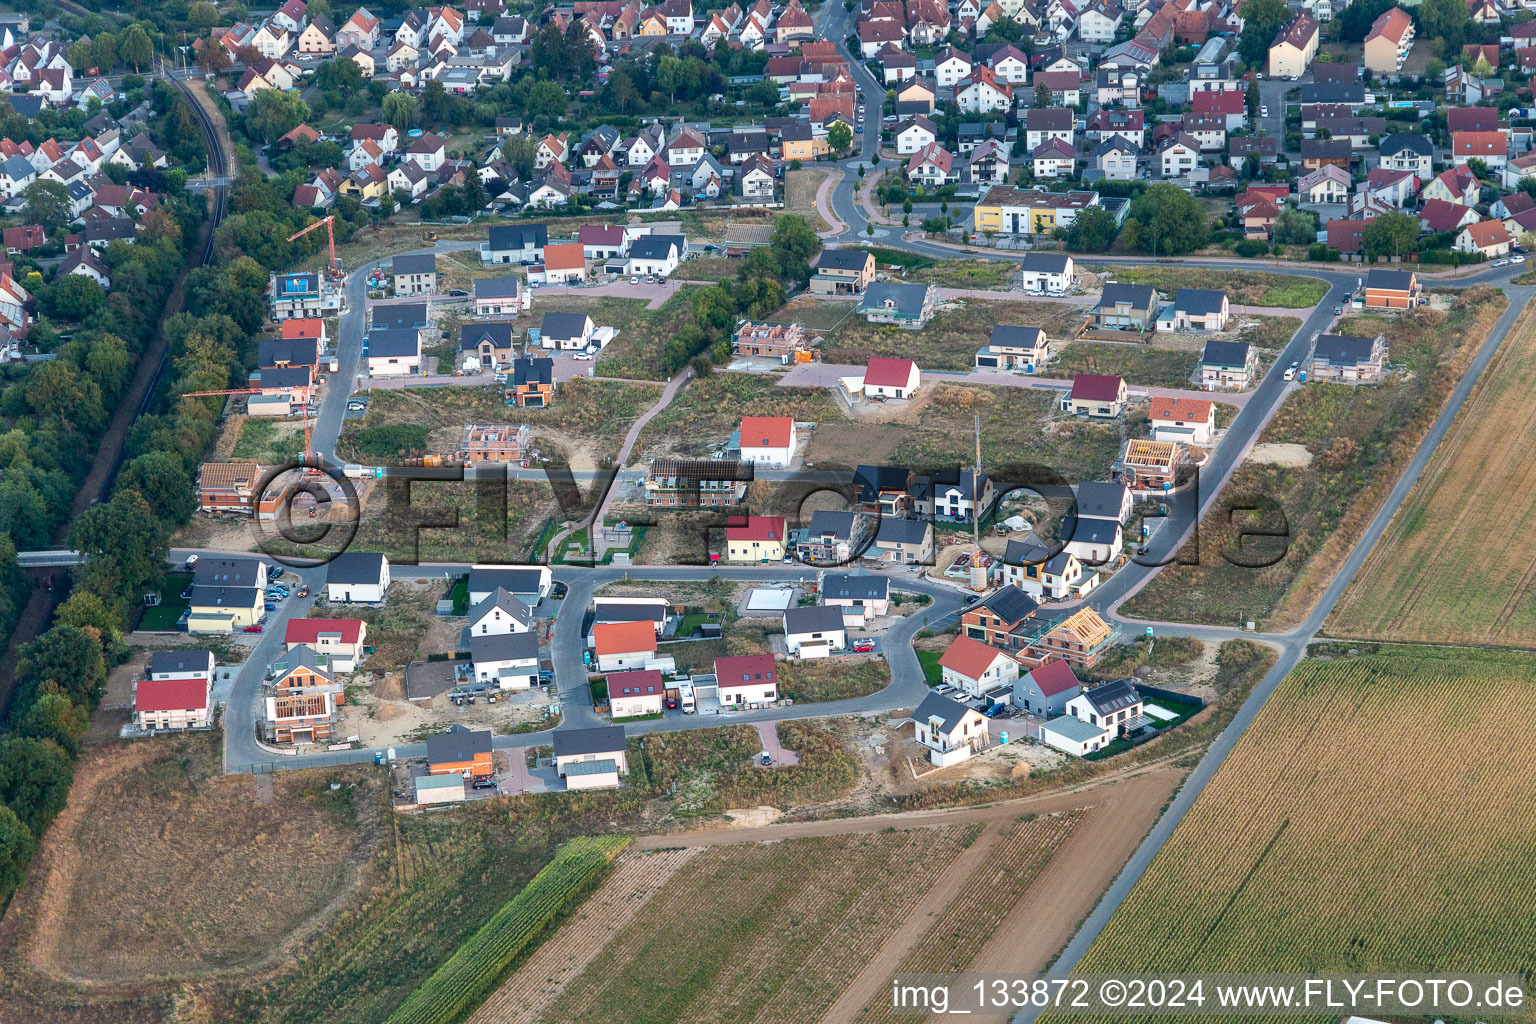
top-left (181, 387), bottom-right (316, 473)
top-left (287, 215), bottom-right (343, 281)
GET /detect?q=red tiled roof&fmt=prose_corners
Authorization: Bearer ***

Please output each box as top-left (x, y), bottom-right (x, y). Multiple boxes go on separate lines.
top-left (1069, 373), bottom-right (1124, 402)
top-left (1028, 658), bottom-right (1081, 697)
top-left (1149, 396), bottom-right (1213, 423)
top-left (726, 515), bottom-right (786, 541)
top-left (1326, 218), bottom-right (1367, 253)
top-left (1462, 219), bottom-right (1512, 248)
top-left (542, 242), bottom-right (586, 271)
top-left (714, 653), bottom-right (777, 689)
top-left (1365, 6), bottom-right (1412, 44)
top-left (593, 620), bottom-right (657, 656)
top-left (1192, 90), bottom-right (1243, 115)
top-left (739, 415), bottom-right (793, 449)
top-left (281, 318), bottom-right (323, 340)
top-left (608, 669), bottom-right (665, 697)
top-left (136, 677), bottom-right (209, 713)
top-left (577, 223), bottom-right (625, 245)
top-left (864, 356), bottom-right (918, 388)
top-left (285, 618), bottom-right (364, 645)
top-left (1452, 131), bottom-right (1507, 157)
top-left (939, 634), bottom-right (1008, 680)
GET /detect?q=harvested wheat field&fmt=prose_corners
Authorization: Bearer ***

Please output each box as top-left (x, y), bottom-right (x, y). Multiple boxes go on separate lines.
top-left (1045, 646), bottom-right (1536, 1024)
top-left (1328, 306), bottom-right (1536, 645)
top-left (20, 735), bottom-right (380, 985)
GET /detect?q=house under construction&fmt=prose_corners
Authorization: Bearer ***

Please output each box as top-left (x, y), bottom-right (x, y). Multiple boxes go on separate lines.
top-left (459, 424), bottom-right (532, 463)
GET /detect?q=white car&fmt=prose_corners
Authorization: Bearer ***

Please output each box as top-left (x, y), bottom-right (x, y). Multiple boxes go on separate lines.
top-left (1283, 361), bottom-right (1299, 381)
top-left (1512, 255), bottom-right (1527, 263)
top-left (1493, 258), bottom-right (1510, 267)
top-left (1260, 106), bottom-right (1269, 117)
top-left (573, 352), bottom-right (593, 361)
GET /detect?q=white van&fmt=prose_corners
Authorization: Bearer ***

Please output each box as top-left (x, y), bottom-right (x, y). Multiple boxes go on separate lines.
top-left (1283, 362), bottom-right (1298, 381)
top-left (678, 683), bottom-right (696, 714)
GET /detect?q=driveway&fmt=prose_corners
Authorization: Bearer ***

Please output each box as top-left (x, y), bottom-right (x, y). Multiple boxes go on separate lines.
top-left (755, 721), bottom-right (800, 766)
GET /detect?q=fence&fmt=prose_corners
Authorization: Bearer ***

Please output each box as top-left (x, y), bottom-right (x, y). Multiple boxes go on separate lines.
top-left (1134, 683), bottom-right (1206, 710)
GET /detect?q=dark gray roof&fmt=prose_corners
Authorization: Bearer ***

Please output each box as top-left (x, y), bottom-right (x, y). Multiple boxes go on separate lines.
top-left (473, 275), bottom-right (522, 299)
top-left (467, 566), bottom-right (545, 598)
top-left (273, 644), bottom-right (330, 679)
top-left (1075, 480), bottom-right (1129, 521)
top-left (1095, 283), bottom-right (1157, 311)
top-left (258, 337), bottom-right (318, 368)
top-left (1026, 107), bottom-right (1073, 130)
top-left (188, 585), bottom-right (259, 607)
top-left (1062, 516), bottom-right (1121, 546)
top-left (425, 724), bottom-right (492, 765)
top-left (1201, 340), bottom-right (1251, 368)
top-left (1079, 678), bottom-right (1140, 715)
top-left (372, 303), bottom-right (428, 330)
top-left (821, 573), bottom-right (888, 602)
top-left (592, 602), bottom-right (667, 625)
top-left (552, 724), bottom-right (626, 757)
top-left (487, 222), bottom-right (548, 250)
top-left (630, 233), bottom-right (684, 260)
top-left (392, 252), bottom-right (436, 275)
top-left (914, 690), bottom-right (974, 733)
top-left (975, 584), bottom-right (1038, 624)
top-left (783, 604), bottom-right (846, 634)
top-left (328, 551), bottom-right (387, 585)
top-left (366, 327), bottom-right (420, 358)
top-left (1379, 133), bottom-right (1432, 158)
top-left (1003, 532), bottom-right (1055, 566)
top-left (855, 464), bottom-right (912, 503)
top-left (1174, 287), bottom-right (1226, 316)
top-left (859, 281), bottom-right (930, 318)
top-left (912, 468), bottom-right (988, 503)
top-left (1315, 333), bottom-right (1381, 366)
top-left (874, 517), bottom-right (930, 546)
top-left (807, 509), bottom-right (855, 540)
top-left (1300, 81), bottom-right (1364, 104)
top-left (540, 310), bottom-right (592, 339)
top-left (1019, 252), bottom-right (1072, 273)
top-left (149, 650), bottom-right (213, 675)
top-left (461, 322), bottom-right (514, 351)
top-left (194, 557), bottom-right (264, 587)
top-left (513, 356), bottom-right (553, 386)
top-left (469, 630), bottom-right (538, 664)
top-left (1366, 268), bottom-right (1416, 290)
top-left (987, 325), bottom-right (1047, 348)
top-left (816, 248), bottom-right (873, 270)
top-left (468, 587), bottom-right (532, 627)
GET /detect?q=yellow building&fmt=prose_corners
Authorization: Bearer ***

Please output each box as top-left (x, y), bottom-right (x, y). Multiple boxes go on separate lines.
top-left (725, 516), bottom-right (787, 563)
top-left (1267, 14), bottom-right (1319, 78)
top-left (973, 185), bottom-right (1103, 236)
top-left (781, 129), bottom-right (831, 162)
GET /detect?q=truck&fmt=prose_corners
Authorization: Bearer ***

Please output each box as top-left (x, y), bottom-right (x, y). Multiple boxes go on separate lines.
top-left (677, 683), bottom-right (696, 714)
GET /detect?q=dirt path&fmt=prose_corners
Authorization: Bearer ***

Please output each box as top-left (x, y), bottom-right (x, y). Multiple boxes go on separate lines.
top-left (466, 848), bottom-right (700, 1024)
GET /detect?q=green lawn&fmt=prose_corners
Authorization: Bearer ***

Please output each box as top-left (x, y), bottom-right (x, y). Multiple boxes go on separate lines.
top-left (1105, 267), bottom-right (1328, 308)
top-left (1052, 343), bottom-right (1198, 388)
top-left (917, 649), bottom-right (943, 685)
top-left (138, 571), bottom-right (194, 631)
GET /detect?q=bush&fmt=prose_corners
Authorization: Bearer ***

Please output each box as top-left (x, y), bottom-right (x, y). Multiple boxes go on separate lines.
top-left (1233, 239), bottom-right (1270, 257)
top-left (1307, 243), bottom-right (1341, 262)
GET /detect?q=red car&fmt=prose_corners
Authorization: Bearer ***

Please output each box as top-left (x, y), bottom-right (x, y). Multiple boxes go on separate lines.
top-left (243, 624), bottom-right (263, 633)
top-left (851, 639), bottom-right (875, 653)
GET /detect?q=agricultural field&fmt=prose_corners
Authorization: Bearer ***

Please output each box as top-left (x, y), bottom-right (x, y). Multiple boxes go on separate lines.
top-left (818, 298), bottom-right (1086, 370)
top-left (630, 372), bottom-right (846, 462)
top-left (535, 825), bottom-right (985, 1024)
top-left (1327, 306), bottom-right (1536, 646)
top-left (1122, 288), bottom-right (1508, 630)
top-left (1103, 266), bottom-right (1328, 308)
top-left (1046, 646), bottom-right (1536, 1024)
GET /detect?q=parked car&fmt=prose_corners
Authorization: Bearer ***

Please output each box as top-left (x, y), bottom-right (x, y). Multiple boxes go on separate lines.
top-left (573, 352), bottom-right (592, 361)
top-left (448, 288), bottom-right (468, 297)
top-left (243, 624), bottom-right (263, 633)
top-left (1513, 255), bottom-right (1528, 263)
top-left (666, 696), bottom-right (678, 709)
top-left (472, 777), bottom-right (498, 790)
top-left (1494, 258), bottom-right (1510, 267)
top-left (759, 752), bottom-right (772, 766)
top-left (984, 705), bottom-right (1006, 718)
top-left (297, 584), bottom-right (309, 597)
top-left (180, 587), bottom-right (194, 600)
top-left (184, 555), bottom-right (199, 569)
top-left (265, 602), bottom-right (277, 611)
top-left (851, 638), bottom-right (875, 653)
top-left (1333, 306), bottom-right (1342, 314)
top-left (270, 568), bottom-right (284, 580)
top-left (1283, 361), bottom-right (1299, 381)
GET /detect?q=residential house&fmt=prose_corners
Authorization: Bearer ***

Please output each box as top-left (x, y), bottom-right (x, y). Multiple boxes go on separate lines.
top-left (391, 253), bottom-right (437, 295)
top-left (1120, 437), bottom-right (1187, 490)
top-left (1149, 396), bottom-right (1215, 446)
top-left (1036, 606), bottom-right (1116, 668)
top-left (626, 234), bottom-right (684, 278)
top-left (135, 651), bottom-right (216, 731)
top-left (1064, 373), bottom-right (1128, 417)
top-left (799, 509), bottom-right (861, 563)
top-left (732, 320), bottom-right (811, 363)
top-left (1300, 165), bottom-right (1350, 204)
top-left (783, 605), bottom-right (847, 658)
top-left (364, 327), bottom-right (422, 376)
top-left (509, 355), bottom-right (555, 407)
top-left (1268, 15), bottom-right (1319, 78)
top-left (459, 423), bottom-right (531, 463)
top-left (465, 565), bottom-right (552, 605)
top-left (607, 669), bottom-right (666, 717)
top-left (1168, 288), bottom-right (1229, 331)
top-left (736, 415), bottom-right (796, 467)
top-left (1379, 134), bottom-right (1433, 181)
top-left (1065, 678), bottom-right (1145, 736)
top-left (911, 692), bottom-right (989, 767)
top-left (1199, 340), bottom-right (1258, 387)
top-left (326, 552), bottom-right (389, 603)
top-left (1095, 136), bottom-right (1139, 181)
top-left (1024, 107), bottom-right (1074, 151)
top-left (1060, 513), bottom-right (1122, 564)
top-left (713, 653), bottom-right (780, 706)
top-left (1093, 284), bottom-right (1158, 331)
top-left (188, 558), bottom-right (267, 633)
top-left (197, 460), bottom-right (263, 514)
top-left (811, 248), bottom-right (876, 294)
top-left (1457, 219), bottom-right (1513, 258)
top-left (869, 516), bottom-right (933, 565)
top-left (1363, 7), bottom-right (1414, 75)
top-left (553, 725), bottom-right (628, 789)
top-left (470, 630), bottom-right (539, 689)
top-left (975, 324), bottom-right (1051, 370)
top-left (907, 142), bottom-right (955, 187)
top-left (481, 222), bottom-right (548, 265)
top-left (592, 620), bottom-right (658, 672)
top-left (284, 618), bottom-right (368, 672)
top-left (643, 458), bottom-right (748, 507)
top-left (1157, 133), bottom-right (1201, 178)
top-left (858, 282), bottom-right (935, 328)
top-left (472, 276), bottom-right (529, 316)
top-left (725, 515), bottom-right (787, 563)
top-left (960, 584), bottom-right (1040, 649)
top-left (1012, 658), bottom-right (1083, 717)
top-left (1364, 269), bottom-right (1422, 309)
top-left (1310, 333), bottom-right (1388, 383)
top-left (821, 574), bottom-right (889, 626)
top-left (466, 588), bottom-right (533, 639)
top-left (1003, 534), bottom-right (1098, 601)
top-left (1032, 138), bottom-right (1077, 179)
top-left (459, 322), bottom-right (515, 370)
top-left (861, 356), bottom-right (921, 399)
top-left (1039, 713), bottom-right (1112, 755)
top-left (1452, 131), bottom-right (1508, 171)
top-left (896, 115), bottom-right (938, 155)
top-left (1076, 480), bottom-right (1133, 525)
top-left (425, 725), bottom-right (494, 777)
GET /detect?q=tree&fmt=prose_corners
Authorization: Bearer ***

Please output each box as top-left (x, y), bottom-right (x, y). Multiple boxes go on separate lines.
top-left (1126, 183), bottom-right (1210, 255)
top-left (827, 120), bottom-right (854, 154)
top-left (93, 32), bottom-right (118, 72)
top-left (247, 89), bottom-right (310, 147)
top-left (1336, 0), bottom-right (1397, 41)
top-left (1062, 205), bottom-right (1120, 252)
top-left (1362, 210), bottom-right (1420, 259)
top-left (117, 450), bottom-right (196, 525)
top-left (21, 180), bottom-right (71, 232)
top-left (1239, 0), bottom-right (1292, 66)
top-left (119, 24), bottom-right (154, 73)
top-left (18, 691), bottom-right (88, 758)
top-left (769, 214), bottom-right (821, 285)
top-left (68, 40), bottom-right (93, 73)
top-left (1034, 85), bottom-right (1054, 108)
top-left (382, 91), bottom-right (418, 133)
top-left (1417, 0), bottom-right (1470, 54)
top-left (0, 806), bottom-right (35, 903)
top-left (41, 276), bottom-right (106, 321)
top-left (187, 1), bottom-right (219, 31)
top-left (14, 625), bottom-right (108, 714)
top-left (525, 80), bottom-right (567, 119)
top-left (0, 736), bottom-right (73, 836)
top-left (198, 44), bottom-right (232, 73)
top-left (1273, 206), bottom-right (1319, 245)
top-left (313, 55), bottom-right (365, 98)
top-left (68, 490), bottom-right (168, 608)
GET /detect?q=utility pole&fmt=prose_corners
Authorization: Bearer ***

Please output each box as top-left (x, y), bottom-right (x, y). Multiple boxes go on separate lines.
top-left (970, 413), bottom-right (985, 591)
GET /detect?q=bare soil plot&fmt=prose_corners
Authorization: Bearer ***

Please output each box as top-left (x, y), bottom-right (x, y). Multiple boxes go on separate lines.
top-left (1052, 342), bottom-right (1198, 388)
top-left (787, 167), bottom-right (835, 232)
top-left (630, 372), bottom-right (846, 462)
top-left (349, 470), bottom-right (558, 564)
top-left (18, 735), bottom-right (379, 986)
top-left (1122, 288), bottom-right (1508, 630)
top-left (818, 298), bottom-right (1085, 371)
top-left (1045, 647), bottom-right (1536, 1024)
top-left (1328, 305), bottom-right (1536, 645)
